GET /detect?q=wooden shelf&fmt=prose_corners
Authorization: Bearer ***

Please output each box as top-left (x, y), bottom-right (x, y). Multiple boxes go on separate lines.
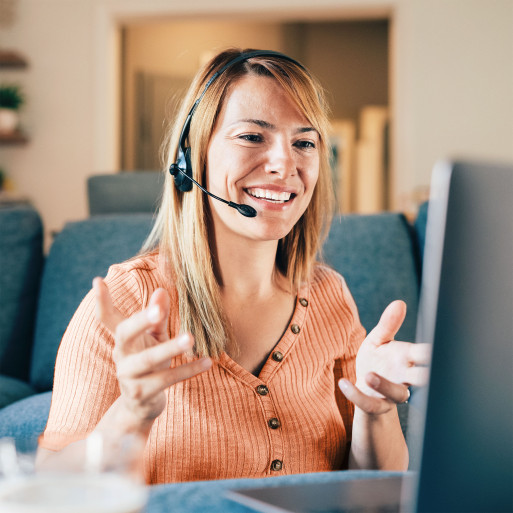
top-left (0, 50), bottom-right (28, 69)
top-left (0, 131), bottom-right (29, 145)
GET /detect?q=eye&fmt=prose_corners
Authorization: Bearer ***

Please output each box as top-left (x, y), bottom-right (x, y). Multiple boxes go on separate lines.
top-left (238, 134), bottom-right (263, 143)
top-left (294, 140), bottom-right (316, 150)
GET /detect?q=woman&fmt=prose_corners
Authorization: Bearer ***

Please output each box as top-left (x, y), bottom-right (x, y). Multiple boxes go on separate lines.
top-left (40, 49), bottom-right (429, 483)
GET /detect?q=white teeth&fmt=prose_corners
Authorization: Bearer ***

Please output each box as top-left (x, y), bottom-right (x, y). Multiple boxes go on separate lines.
top-left (246, 188), bottom-right (292, 202)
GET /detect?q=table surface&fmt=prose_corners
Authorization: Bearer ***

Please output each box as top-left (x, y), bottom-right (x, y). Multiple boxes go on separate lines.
top-left (146, 470), bottom-right (402, 513)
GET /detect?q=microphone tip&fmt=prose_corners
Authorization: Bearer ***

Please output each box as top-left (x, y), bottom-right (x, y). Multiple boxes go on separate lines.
top-left (235, 204), bottom-right (257, 217)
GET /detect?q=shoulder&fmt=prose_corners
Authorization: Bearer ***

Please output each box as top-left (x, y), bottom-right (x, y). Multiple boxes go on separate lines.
top-left (309, 263), bottom-right (351, 298)
top-left (308, 263), bottom-right (361, 323)
top-left (109, 251), bottom-right (159, 276)
top-left (103, 252), bottom-right (167, 315)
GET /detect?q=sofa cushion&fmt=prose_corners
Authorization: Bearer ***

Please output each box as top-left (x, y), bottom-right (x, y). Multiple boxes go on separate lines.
top-left (0, 205), bottom-right (43, 381)
top-left (0, 391), bottom-right (52, 438)
top-left (323, 213), bottom-right (420, 437)
top-left (322, 213), bottom-right (420, 343)
top-left (30, 214), bottom-right (154, 391)
top-left (0, 374), bottom-right (37, 409)
top-left (87, 172), bottom-right (163, 216)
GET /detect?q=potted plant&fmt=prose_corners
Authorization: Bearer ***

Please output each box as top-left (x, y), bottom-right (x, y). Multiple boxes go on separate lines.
top-left (0, 84), bottom-right (24, 134)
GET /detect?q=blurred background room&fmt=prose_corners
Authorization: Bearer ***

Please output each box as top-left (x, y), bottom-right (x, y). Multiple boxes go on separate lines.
top-left (1, 0), bottom-right (512, 248)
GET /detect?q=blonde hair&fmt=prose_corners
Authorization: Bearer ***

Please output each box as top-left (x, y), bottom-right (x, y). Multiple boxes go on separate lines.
top-left (143, 48), bottom-right (335, 357)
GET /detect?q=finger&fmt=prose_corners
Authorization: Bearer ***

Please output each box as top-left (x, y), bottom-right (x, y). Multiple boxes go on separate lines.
top-left (404, 366), bottom-right (430, 387)
top-left (146, 288), bottom-right (171, 342)
top-left (122, 358), bottom-right (212, 403)
top-left (407, 343), bottom-right (432, 366)
top-left (117, 333), bottom-right (194, 378)
top-left (368, 300), bottom-right (407, 347)
top-left (365, 372), bottom-right (410, 404)
top-left (93, 277), bottom-right (125, 332)
top-left (338, 378), bottom-right (392, 415)
top-left (114, 305), bottom-right (168, 356)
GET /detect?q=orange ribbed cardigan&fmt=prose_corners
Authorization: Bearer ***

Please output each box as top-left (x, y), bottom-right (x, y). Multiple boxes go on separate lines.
top-left (40, 254), bottom-right (365, 484)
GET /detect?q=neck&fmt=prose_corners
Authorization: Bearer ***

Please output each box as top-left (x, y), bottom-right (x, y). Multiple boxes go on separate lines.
top-left (211, 230), bottom-right (287, 301)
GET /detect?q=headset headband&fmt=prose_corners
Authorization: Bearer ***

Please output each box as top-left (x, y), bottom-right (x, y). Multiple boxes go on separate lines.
top-left (178, 50), bottom-right (307, 153)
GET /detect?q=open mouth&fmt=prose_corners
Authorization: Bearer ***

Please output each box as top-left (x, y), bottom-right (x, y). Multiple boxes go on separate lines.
top-left (245, 187), bottom-right (296, 204)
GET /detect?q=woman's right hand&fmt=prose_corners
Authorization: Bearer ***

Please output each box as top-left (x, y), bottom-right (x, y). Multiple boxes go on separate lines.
top-left (93, 277), bottom-right (212, 430)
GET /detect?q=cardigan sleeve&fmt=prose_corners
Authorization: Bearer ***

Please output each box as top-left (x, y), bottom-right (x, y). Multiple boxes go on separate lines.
top-left (40, 263), bottom-right (148, 451)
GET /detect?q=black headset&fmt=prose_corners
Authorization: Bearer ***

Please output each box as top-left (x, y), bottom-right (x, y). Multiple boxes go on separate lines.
top-left (168, 50), bottom-right (307, 217)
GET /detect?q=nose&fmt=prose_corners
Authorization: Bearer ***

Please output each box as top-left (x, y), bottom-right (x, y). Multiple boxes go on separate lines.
top-left (264, 139), bottom-right (297, 178)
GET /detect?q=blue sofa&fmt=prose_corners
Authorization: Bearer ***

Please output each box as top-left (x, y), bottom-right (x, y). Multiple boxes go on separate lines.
top-left (0, 204), bottom-right (426, 443)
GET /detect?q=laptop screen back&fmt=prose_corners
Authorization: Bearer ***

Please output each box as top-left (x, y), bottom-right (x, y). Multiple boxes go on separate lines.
top-left (412, 160), bottom-right (513, 513)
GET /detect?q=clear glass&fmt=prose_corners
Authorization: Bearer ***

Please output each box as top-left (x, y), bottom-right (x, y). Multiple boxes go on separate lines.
top-left (0, 433), bottom-right (148, 513)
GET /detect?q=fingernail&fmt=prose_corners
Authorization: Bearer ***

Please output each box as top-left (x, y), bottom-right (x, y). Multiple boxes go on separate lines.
top-left (367, 373), bottom-right (380, 387)
top-left (339, 379), bottom-right (349, 391)
top-left (177, 334), bottom-right (191, 348)
top-left (147, 305), bottom-right (161, 322)
top-left (200, 358), bottom-right (212, 369)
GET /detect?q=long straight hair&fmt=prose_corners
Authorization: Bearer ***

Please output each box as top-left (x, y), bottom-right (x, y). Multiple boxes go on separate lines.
top-left (143, 49), bottom-right (335, 357)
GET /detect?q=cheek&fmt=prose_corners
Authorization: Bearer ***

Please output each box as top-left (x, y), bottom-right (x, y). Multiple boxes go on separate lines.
top-left (300, 164), bottom-right (320, 210)
top-left (206, 139), bottom-right (247, 184)
top-left (303, 160), bottom-right (320, 193)
top-left (205, 142), bottom-right (227, 190)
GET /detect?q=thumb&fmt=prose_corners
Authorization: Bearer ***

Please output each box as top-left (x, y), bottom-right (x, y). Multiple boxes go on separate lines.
top-left (93, 277), bottom-right (125, 332)
top-left (146, 288), bottom-right (171, 341)
top-left (368, 300), bottom-right (406, 347)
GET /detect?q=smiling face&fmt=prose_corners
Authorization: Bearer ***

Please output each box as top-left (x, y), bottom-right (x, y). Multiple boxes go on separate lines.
top-left (205, 74), bottom-right (320, 244)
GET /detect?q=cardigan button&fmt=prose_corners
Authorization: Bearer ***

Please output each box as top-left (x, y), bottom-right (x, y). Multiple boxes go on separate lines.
top-left (290, 324), bottom-right (300, 334)
top-left (299, 298), bottom-right (309, 307)
top-left (272, 351), bottom-right (284, 362)
top-left (256, 385), bottom-right (269, 396)
top-left (268, 418), bottom-right (281, 429)
top-left (271, 459), bottom-right (283, 471)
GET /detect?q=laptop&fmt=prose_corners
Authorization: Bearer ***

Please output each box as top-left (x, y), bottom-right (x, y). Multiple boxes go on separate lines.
top-left (227, 160), bottom-right (513, 513)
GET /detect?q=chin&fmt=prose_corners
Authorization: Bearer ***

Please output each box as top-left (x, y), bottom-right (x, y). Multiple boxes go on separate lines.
top-left (211, 204), bottom-right (300, 243)
top-left (246, 219), bottom-right (296, 242)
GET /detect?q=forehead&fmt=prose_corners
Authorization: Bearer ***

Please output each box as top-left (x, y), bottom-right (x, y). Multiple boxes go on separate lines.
top-left (217, 74), bottom-right (310, 126)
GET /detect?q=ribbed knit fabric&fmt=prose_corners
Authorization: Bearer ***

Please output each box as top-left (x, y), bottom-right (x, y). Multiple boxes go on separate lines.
top-left (40, 253), bottom-right (365, 484)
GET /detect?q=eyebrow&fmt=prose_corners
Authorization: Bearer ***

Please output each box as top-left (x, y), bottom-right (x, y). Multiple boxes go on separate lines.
top-left (238, 118), bottom-right (318, 135)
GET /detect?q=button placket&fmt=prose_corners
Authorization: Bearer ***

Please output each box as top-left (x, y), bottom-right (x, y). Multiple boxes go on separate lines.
top-left (258, 289), bottom-right (309, 385)
top-left (253, 382), bottom-right (285, 475)
top-left (241, 287), bottom-right (309, 475)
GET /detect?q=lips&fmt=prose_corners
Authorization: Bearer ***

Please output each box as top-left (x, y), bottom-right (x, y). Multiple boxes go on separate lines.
top-left (245, 187), bottom-right (295, 204)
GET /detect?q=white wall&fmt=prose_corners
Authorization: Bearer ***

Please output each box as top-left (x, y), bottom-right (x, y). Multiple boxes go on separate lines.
top-left (1, 0), bottom-right (512, 246)
top-left (392, 0), bottom-right (513, 211)
top-left (1, 0), bottom-right (94, 245)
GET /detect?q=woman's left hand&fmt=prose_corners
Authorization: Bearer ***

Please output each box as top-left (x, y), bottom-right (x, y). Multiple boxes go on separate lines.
top-left (339, 300), bottom-right (431, 415)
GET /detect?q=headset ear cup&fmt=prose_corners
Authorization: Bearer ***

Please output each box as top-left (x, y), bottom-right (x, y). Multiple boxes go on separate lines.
top-left (174, 147), bottom-right (193, 192)
top-left (183, 148), bottom-right (193, 190)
